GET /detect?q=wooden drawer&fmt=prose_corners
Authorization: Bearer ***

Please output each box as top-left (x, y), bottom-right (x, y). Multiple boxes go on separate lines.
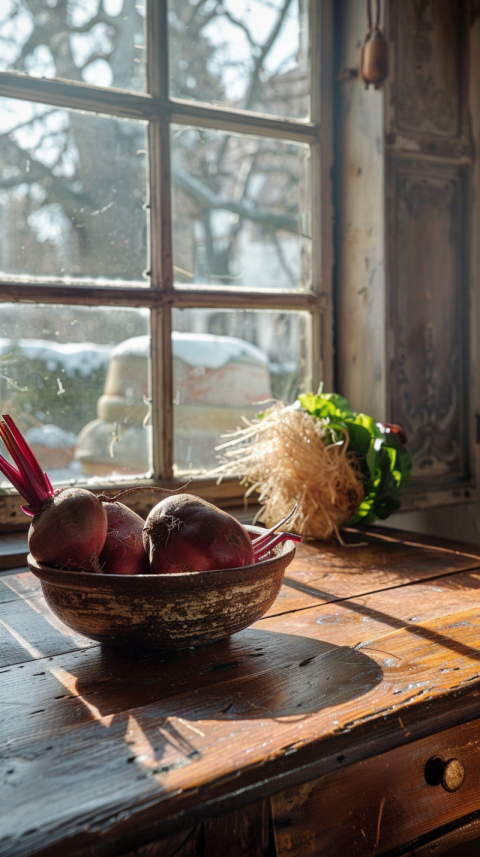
top-left (271, 718), bottom-right (480, 856)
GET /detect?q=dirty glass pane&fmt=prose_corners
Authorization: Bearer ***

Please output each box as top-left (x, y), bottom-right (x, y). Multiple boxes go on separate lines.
top-left (172, 307), bottom-right (312, 474)
top-left (171, 125), bottom-right (311, 291)
top-left (0, 97), bottom-right (148, 282)
top-left (168, 0), bottom-right (309, 120)
top-left (0, 304), bottom-right (151, 485)
top-left (0, 0), bottom-right (146, 92)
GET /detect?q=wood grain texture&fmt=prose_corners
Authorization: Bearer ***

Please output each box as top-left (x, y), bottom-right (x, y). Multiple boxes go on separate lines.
top-left (335, 0), bottom-right (387, 421)
top-left (393, 0), bottom-right (462, 138)
top-left (119, 825), bottom-right (204, 857)
top-left (411, 819), bottom-right (480, 856)
top-left (275, 529), bottom-right (480, 608)
top-left (204, 800), bottom-right (273, 857)
top-left (2, 530), bottom-right (480, 856)
top-left (0, 592), bottom-right (96, 668)
top-left (0, 568), bottom-right (41, 603)
top-left (0, 534), bottom-right (28, 570)
top-left (388, 159), bottom-right (468, 489)
top-left (117, 801), bottom-right (275, 857)
top-left (271, 718), bottom-right (480, 856)
top-left (384, 0), bottom-right (472, 503)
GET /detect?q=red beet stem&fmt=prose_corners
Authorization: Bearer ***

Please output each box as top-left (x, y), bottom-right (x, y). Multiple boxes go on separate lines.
top-left (0, 415), bottom-right (54, 515)
top-left (252, 504), bottom-right (298, 550)
top-left (254, 531), bottom-right (302, 561)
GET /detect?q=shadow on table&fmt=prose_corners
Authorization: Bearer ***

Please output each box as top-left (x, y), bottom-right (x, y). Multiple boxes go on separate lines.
top-left (283, 577), bottom-right (480, 664)
top-left (73, 629), bottom-right (383, 720)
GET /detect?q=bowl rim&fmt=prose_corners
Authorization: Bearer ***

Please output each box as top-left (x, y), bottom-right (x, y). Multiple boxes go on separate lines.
top-left (27, 524), bottom-right (297, 592)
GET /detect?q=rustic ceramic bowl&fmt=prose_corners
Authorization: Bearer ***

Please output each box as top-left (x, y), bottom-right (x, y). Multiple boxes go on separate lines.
top-left (27, 526), bottom-right (296, 650)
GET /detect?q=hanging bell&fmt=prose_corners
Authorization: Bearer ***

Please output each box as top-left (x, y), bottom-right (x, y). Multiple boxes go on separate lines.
top-left (360, 0), bottom-right (389, 89)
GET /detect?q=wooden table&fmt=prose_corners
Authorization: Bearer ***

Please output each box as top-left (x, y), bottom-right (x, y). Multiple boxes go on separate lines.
top-left (4, 526), bottom-right (480, 857)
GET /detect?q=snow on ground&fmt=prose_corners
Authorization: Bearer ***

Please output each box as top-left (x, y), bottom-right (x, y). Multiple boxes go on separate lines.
top-left (24, 424), bottom-right (78, 449)
top-left (112, 332), bottom-right (269, 369)
top-left (1, 332), bottom-right (270, 377)
top-left (0, 338), bottom-right (111, 377)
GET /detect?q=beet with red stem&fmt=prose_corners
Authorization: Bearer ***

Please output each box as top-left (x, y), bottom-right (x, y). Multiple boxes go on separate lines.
top-left (143, 493), bottom-right (255, 574)
top-left (0, 415), bottom-right (107, 572)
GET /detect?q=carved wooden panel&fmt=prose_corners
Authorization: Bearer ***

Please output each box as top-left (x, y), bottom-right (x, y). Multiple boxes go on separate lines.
top-left (392, 0), bottom-right (462, 138)
top-left (388, 161), bottom-right (468, 487)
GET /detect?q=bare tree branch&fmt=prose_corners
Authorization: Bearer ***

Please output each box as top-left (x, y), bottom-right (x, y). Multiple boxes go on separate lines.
top-left (218, 8), bottom-right (256, 48)
top-left (0, 135), bottom-right (89, 214)
top-left (245, 0), bottom-right (294, 110)
top-left (174, 165), bottom-right (298, 234)
top-left (0, 109), bottom-right (58, 139)
top-left (80, 51), bottom-right (111, 71)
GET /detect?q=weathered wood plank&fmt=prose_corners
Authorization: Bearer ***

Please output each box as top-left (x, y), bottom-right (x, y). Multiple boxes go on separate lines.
top-left (3, 528), bottom-right (480, 856)
top-left (0, 622), bottom-right (386, 749)
top-left (265, 530), bottom-right (480, 617)
top-left (4, 562), bottom-right (480, 745)
top-left (0, 569), bottom-right (41, 604)
top-left (0, 595), bottom-right (96, 668)
top-left (4, 576), bottom-right (480, 857)
top-left (388, 159), bottom-right (468, 490)
top-left (3, 563), bottom-right (480, 747)
top-left (0, 534), bottom-right (28, 570)
top-left (392, 0), bottom-right (463, 138)
top-left (119, 825), bottom-right (203, 857)
top-left (204, 800), bottom-right (273, 857)
top-left (271, 717), bottom-right (480, 857)
top-left (358, 523), bottom-right (480, 556)
top-left (117, 801), bottom-right (274, 857)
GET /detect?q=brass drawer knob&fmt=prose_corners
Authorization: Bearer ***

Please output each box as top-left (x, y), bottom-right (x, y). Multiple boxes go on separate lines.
top-left (425, 756), bottom-right (465, 792)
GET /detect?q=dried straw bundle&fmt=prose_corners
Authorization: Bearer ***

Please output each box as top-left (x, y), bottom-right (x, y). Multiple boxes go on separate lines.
top-left (216, 404), bottom-right (365, 541)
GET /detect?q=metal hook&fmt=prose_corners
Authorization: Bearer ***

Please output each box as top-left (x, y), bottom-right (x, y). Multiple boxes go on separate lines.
top-left (366, 0), bottom-right (381, 32)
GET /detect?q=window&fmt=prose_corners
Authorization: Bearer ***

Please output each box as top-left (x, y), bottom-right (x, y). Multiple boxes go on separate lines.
top-left (0, 0), bottom-right (332, 524)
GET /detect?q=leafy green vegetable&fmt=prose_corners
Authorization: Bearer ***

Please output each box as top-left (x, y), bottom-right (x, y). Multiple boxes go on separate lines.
top-left (297, 393), bottom-right (412, 525)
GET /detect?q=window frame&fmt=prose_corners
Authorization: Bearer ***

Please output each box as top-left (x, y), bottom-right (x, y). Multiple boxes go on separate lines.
top-left (0, 0), bottom-right (334, 528)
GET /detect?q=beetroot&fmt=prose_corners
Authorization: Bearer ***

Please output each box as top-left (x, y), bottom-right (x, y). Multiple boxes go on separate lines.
top-left (100, 501), bottom-right (149, 575)
top-left (143, 493), bottom-right (255, 574)
top-left (0, 415), bottom-right (107, 572)
top-left (0, 415), bottom-right (299, 577)
top-left (28, 487), bottom-right (107, 572)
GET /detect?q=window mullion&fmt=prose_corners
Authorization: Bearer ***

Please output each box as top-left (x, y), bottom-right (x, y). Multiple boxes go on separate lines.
top-left (312, 0), bottom-right (334, 390)
top-left (168, 104), bottom-right (319, 144)
top-left (172, 290), bottom-right (322, 312)
top-left (0, 283), bottom-right (320, 311)
top-left (147, 0), bottom-right (173, 480)
top-left (0, 70), bottom-right (320, 143)
top-left (0, 71), bottom-right (156, 119)
top-left (150, 301), bottom-right (173, 481)
top-left (147, 0), bottom-right (168, 101)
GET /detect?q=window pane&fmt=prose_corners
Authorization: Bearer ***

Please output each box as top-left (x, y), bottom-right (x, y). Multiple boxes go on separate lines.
top-left (171, 126), bottom-right (311, 291)
top-left (0, 304), bottom-right (151, 485)
top-left (172, 307), bottom-right (312, 474)
top-left (168, 0), bottom-right (309, 120)
top-left (0, 97), bottom-right (148, 282)
top-left (0, 1), bottom-right (146, 92)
